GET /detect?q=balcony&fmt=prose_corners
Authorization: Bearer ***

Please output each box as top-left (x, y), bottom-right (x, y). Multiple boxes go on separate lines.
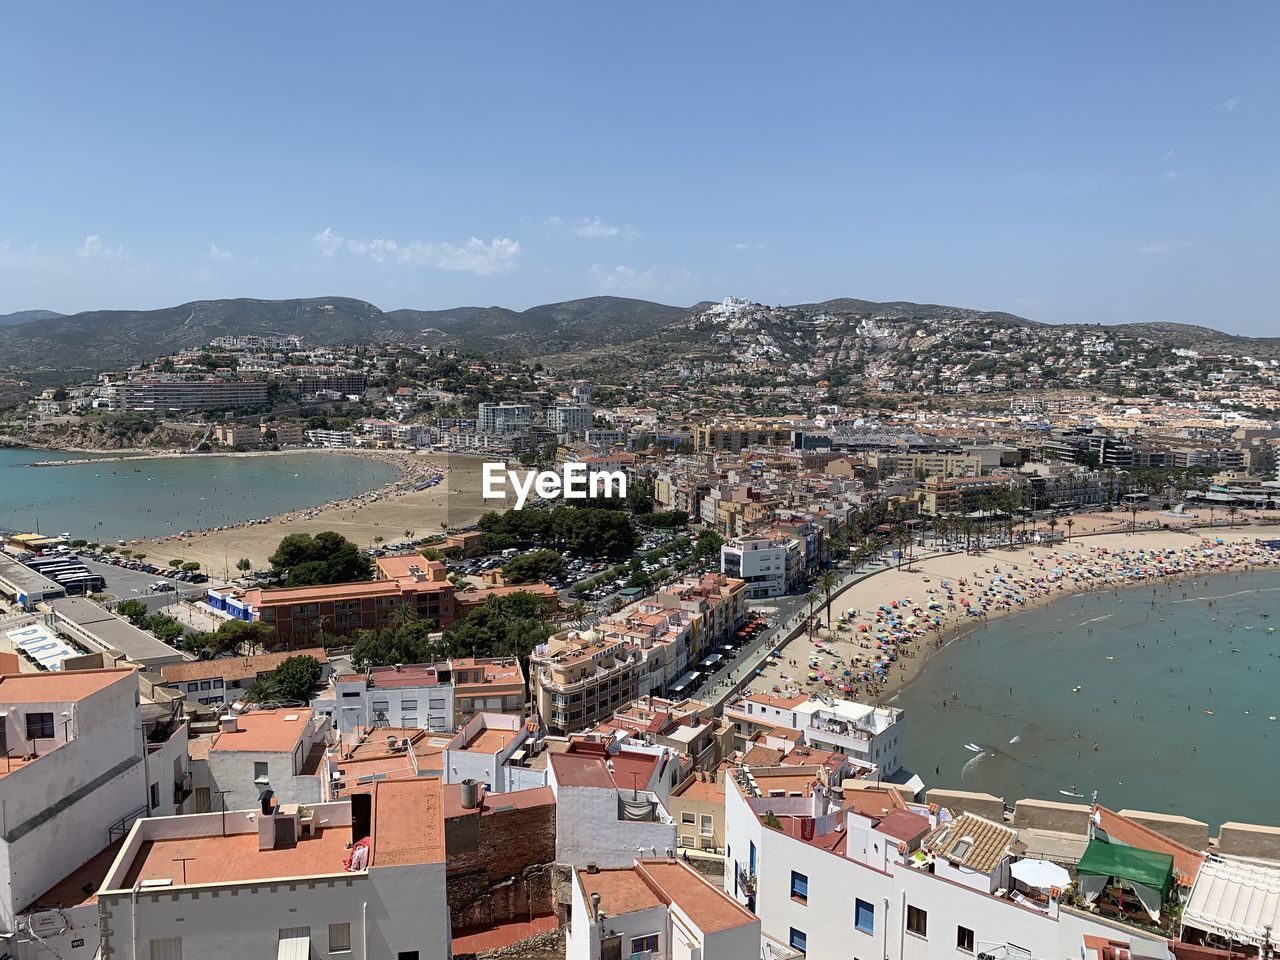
top-left (737, 864), bottom-right (757, 895)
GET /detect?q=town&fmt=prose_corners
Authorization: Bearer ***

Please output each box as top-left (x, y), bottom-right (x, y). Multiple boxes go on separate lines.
top-left (1, 297), bottom-right (1279, 960)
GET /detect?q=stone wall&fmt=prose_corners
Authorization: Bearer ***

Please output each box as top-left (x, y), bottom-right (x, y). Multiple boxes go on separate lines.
top-left (445, 800), bottom-right (557, 929)
top-left (926, 789), bottom-right (1006, 823)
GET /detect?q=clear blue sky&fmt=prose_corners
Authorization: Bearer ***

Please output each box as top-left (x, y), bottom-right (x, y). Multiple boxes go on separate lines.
top-left (1, 2), bottom-right (1276, 333)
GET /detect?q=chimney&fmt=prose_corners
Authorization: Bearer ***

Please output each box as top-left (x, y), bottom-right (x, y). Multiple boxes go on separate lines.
top-left (589, 891), bottom-right (601, 920)
top-left (586, 861), bottom-right (599, 875)
top-left (219, 714), bottom-right (238, 733)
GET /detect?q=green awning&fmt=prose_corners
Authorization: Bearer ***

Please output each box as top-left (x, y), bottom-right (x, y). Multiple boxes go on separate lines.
top-left (1076, 839), bottom-right (1174, 899)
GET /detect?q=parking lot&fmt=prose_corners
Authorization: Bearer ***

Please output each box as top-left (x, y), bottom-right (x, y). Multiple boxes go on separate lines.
top-left (74, 554), bottom-right (213, 612)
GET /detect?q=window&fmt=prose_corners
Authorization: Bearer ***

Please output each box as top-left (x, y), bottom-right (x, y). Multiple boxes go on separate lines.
top-left (401, 716), bottom-right (417, 727)
top-left (907, 904), bottom-right (928, 938)
top-left (149, 782), bottom-right (160, 810)
top-left (372, 700), bottom-right (390, 712)
top-left (700, 813), bottom-right (714, 836)
top-left (149, 938), bottom-right (182, 960)
top-left (25, 712), bottom-right (54, 740)
top-left (957, 925), bottom-right (975, 953)
top-left (400, 699), bottom-right (417, 710)
top-left (199, 680), bottom-right (212, 691)
top-left (790, 871), bottom-right (808, 903)
top-left (682, 811), bottom-right (696, 825)
top-left (397, 953), bottom-right (419, 960)
top-left (213, 678), bottom-right (224, 688)
top-left (855, 898), bottom-right (875, 934)
top-left (328, 923), bottom-right (352, 953)
top-left (788, 928), bottom-right (807, 954)
top-left (254, 761), bottom-right (269, 783)
top-left (630, 934), bottom-right (659, 953)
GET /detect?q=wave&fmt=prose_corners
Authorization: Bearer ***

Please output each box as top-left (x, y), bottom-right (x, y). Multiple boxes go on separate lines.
top-left (1170, 586), bottom-right (1280, 605)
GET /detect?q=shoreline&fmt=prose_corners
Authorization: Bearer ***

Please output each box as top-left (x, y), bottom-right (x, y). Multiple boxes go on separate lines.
top-left (747, 522), bottom-right (1280, 708)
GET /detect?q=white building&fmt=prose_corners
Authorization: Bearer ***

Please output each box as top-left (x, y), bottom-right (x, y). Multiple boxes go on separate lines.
top-left (323, 663), bottom-right (455, 741)
top-left (94, 777), bottom-right (450, 960)
top-left (549, 404), bottom-right (593, 436)
top-left (725, 692), bottom-right (907, 777)
top-left (306, 428), bottom-right (358, 448)
top-left (722, 768), bottom-right (1170, 960)
top-left (477, 402), bottom-right (532, 434)
top-left (0, 668), bottom-right (191, 960)
top-left (440, 712), bottom-right (546, 794)
top-left (568, 858), bottom-right (759, 960)
top-left (202, 707), bottom-right (332, 813)
top-left (548, 748), bottom-right (679, 869)
top-left (720, 537), bottom-right (789, 598)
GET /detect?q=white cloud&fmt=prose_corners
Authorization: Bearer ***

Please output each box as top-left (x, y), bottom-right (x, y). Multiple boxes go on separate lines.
top-left (1219, 97), bottom-right (1239, 112)
top-left (322, 229), bottom-right (521, 275)
top-left (731, 241), bottom-right (765, 251)
top-left (1139, 241), bottom-right (1183, 254)
top-left (77, 235), bottom-right (129, 259)
top-left (207, 244), bottom-right (233, 263)
top-left (545, 215), bottom-right (627, 238)
top-left (589, 262), bottom-right (694, 294)
top-left (313, 227), bottom-right (344, 258)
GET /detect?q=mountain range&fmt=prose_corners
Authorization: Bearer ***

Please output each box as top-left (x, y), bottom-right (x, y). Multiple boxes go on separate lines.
top-left (0, 295), bottom-right (1274, 372)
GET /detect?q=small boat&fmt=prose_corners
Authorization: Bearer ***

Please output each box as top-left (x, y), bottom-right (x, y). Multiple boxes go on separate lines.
top-left (1059, 787), bottom-right (1085, 799)
top-left (1204, 709), bottom-right (1214, 716)
top-left (964, 743), bottom-right (984, 753)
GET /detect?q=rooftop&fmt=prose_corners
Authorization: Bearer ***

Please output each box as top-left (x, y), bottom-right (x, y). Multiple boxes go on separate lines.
top-left (636, 859), bottom-right (758, 933)
top-left (119, 828), bottom-right (353, 889)
top-left (924, 812), bottom-right (1017, 874)
top-left (0, 666), bottom-right (134, 704)
top-left (160, 648), bottom-right (325, 685)
top-left (549, 752), bottom-right (616, 790)
top-left (371, 777), bottom-right (445, 866)
top-left (210, 709), bottom-right (314, 754)
top-left (577, 866), bottom-right (664, 916)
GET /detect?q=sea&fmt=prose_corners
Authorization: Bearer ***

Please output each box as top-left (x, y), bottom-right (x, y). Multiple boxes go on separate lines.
top-left (0, 447), bottom-right (401, 543)
top-left (896, 568), bottom-right (1280, 829)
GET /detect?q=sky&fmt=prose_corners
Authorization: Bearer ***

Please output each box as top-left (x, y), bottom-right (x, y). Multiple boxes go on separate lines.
top-left (1, 2), bottom-right (1277, 333)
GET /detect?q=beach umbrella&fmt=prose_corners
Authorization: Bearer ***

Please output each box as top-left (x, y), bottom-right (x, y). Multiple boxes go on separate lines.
top-left (1010, 859), bottom-right (1070, 891)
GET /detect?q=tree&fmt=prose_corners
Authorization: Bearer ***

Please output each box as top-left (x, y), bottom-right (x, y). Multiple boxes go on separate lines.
top-left (236, 558), bottom-right (252, 573)
top-left (441, 591), bottom-right (552, 662)
top-left (169, 558), bottom-right (182, 568)
top-left (502, 549), bottom-right (566, 584)
top-left (254, 655), bottom-right (322, 703)
top-left (144, 613), bottom-right (186, 644)
top-left (1065, 518), bottom-right (1075, 542)
top-left (269, 531), bottom-right (372, 586)
top-left (817, 570), bottom-right (838, 629)
top-left (804, 591), bottom-right (820, 639)
top-left (117, 599), bottom-right (149, 625)
top-left (181, 562), bottom-right (201, 572)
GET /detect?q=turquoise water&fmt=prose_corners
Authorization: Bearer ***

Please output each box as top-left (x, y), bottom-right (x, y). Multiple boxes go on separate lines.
top-left (0, 448), bottom-right (400, 542)
top-left (897, 569), bottom-right (1280, 828)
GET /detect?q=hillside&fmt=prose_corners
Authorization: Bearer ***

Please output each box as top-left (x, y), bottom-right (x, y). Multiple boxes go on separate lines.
top-left (1, 293), bottom-right (1275, 374)
top-left (0, 309), bottom-right (63, 326)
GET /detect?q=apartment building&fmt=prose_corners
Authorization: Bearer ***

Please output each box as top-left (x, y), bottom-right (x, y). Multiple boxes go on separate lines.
top-left (693, 421), bottom-right (793, 453)
top-left (240, 560), bottom-right (455, 644)
top-left (292, 371), bottom-right (367, 395)
top-left (304, 428), bottom-right (358, 448)
top-left (317, 657), bottom-right (525, 742)
top-left (95, 778), bottom-right (450, 960)
top-left (0, 668), bottom-right (190, 959)
top-left (158, 648), bottom-right (329, 709)
top-left (106, 377), bottom-right (269, 412)
top-left (723, 769), bottom-right (1170, 960)
top-left (724, 691), bottom-right (906, 777)
top-left (201, 708), bottom-right (332, 812)
top-left (440, 712), bottom-right (545, 794)
top-left (720, 536), bottom-right (791, 598)
top-left (212, 423), bottom-right (260, 447)
top-left (919, 474), bottom-right (1019, 514)
top-left (477, 401), bottom-right (532, 434)
top-left (549, 403), bottom-right (593, 436)
top-left (568, 858), bottom-right (759, 960)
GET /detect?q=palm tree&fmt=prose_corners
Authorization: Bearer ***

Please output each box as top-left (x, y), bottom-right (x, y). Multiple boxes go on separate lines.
top-left (1047, 515), bottom-right (1059, 541)
top-left (804, 591), bottom-right (820, 639)
top-left (817, 571), bottom-right (837, 629)
top-left (1065, 517), bottom-right (1075, 542)
top-left (1227, 504), bottom-right (1238, 527)
top-left (892, 524), bottom-right (909, 569)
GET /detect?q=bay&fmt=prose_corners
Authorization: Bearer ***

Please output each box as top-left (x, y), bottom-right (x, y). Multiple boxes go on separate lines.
top-left (0, 447), bottom-right (400, 543)
top-left (897, 569), bottom-right (1280, 828)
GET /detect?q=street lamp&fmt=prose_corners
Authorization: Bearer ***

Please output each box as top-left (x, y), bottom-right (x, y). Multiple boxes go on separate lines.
top-left (60, 710), bottom-right (73, 741)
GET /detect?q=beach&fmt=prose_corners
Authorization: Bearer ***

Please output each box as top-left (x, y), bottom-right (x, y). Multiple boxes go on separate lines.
top-left (127, 452), bottom-right (513, 573)
top-left (747, 515), bottom-right (1280, 707)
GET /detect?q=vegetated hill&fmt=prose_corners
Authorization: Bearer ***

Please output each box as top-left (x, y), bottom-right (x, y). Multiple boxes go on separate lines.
top-left (0, 309), bottom-right (63, 326)
top-left (389, 296), bottom-right (695, 355)
top-left (0, 298), bottom-right (416, 369)
top-left (1065, 321), bottom-right (1280, 355)
top-left (798, 298), bottom-right (1039, 327)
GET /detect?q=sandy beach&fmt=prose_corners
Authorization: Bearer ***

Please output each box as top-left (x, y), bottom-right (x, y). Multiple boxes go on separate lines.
top-left (129, 453), bottom-right (514, 573)
top-left (749, 515), bottom-right (1280, 707)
